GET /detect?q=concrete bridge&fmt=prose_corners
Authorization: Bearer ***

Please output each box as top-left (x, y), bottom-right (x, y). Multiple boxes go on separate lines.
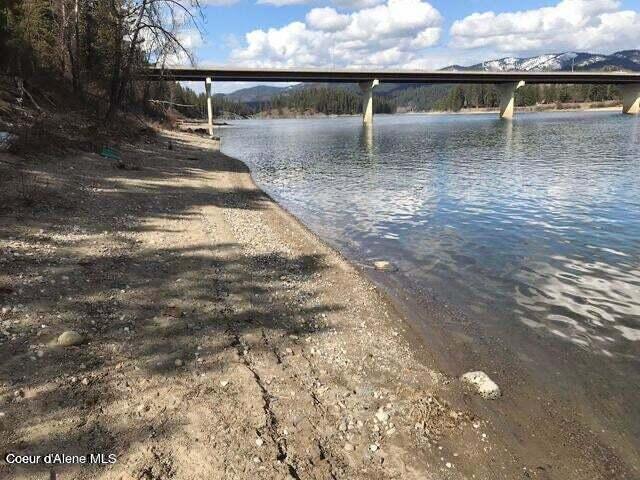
top-left (140, 67), bottom-right (640, 135)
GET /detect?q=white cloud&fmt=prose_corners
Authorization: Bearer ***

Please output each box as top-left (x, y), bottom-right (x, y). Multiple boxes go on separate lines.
top-left (231, 0), bottom-right (442, 68)
top-left (306, 7), bottom-right (350, 31)
top-left (332, 0), bottom-right (386, 8)
top-left (450, 0), bottom-right (640, 54)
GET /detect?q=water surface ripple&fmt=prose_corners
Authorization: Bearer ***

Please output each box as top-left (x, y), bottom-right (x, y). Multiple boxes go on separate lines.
top-left (220, 112), bottom-right (640, 360)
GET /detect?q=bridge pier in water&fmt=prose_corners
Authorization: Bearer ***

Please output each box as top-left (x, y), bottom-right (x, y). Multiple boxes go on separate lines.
top-left (497, 81), bottom-right (525, 119)
top-left (205, 77), bottom-right (214, 136)
top-left (621, 84), bottom-right (640, 114)
top-left (359, 79), bottom-right (379, 125)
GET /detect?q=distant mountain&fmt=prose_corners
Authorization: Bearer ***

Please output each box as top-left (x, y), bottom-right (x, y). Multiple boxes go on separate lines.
top-left (445, 50), bottom-right (640, 72)
top-left (224, 85), bottom-right (288, 103)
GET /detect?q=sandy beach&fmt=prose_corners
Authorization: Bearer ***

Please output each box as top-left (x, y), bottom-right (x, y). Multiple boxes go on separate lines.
top-left (0, 129), bottom-right (634, 479)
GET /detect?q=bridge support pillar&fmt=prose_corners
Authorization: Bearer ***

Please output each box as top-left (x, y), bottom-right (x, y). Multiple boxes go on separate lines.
top-left (621, 84), bottom-right (640, 115)
top-left (205, 77), bottom-right (214, 137)
top-left (359, 79), bottom-right (379, 125)
top-left (497, 80), bottom-right (525, 119)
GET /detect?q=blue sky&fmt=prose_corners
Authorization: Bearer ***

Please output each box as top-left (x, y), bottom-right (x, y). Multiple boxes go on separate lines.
top-left (180, 0), bottom-right (640, 92)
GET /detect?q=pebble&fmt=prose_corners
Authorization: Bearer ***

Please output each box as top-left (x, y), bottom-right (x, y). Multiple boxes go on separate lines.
top-left (461, 371), bottom-right (501, 399)
top-left (344, 443), bottom-right (355, 452)
top-left (369, 444), bottom-right (378, 452)
top-left (57, 330), bottom-right (84, 347)
top-left (220, 380), bottom-right (229, 387)
top-left (255, 438), bottom-right (264, 447)
top-left (174, 359), bottom-right (184, 367)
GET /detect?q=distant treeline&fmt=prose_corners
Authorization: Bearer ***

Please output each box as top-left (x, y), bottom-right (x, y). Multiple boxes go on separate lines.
top-left (168, 82), bottom-right (624, 119)
top-left (269, 87), bottom-right (396, 115)
top-left (405, 83), bottom-right (622, 112)
top-left (168, 84), bottom-right (396, 118)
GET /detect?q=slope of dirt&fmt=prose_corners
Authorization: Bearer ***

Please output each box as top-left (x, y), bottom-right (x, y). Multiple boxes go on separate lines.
top-left (0, 129), bottom-right (627, 480)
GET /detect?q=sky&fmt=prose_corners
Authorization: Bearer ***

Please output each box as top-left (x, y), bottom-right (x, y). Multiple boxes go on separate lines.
top-left (176, 0), bottom-right (640, 93)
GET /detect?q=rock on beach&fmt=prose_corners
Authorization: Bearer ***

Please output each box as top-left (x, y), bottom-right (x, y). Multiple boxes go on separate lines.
top-left (57, 330), bottom-right (84, 347)
top-left (461, 371), bottom-right (501, 399)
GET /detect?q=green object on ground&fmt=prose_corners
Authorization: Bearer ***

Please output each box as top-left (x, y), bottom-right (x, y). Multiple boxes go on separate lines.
top-left (100, 146), bottom-right (121, 161)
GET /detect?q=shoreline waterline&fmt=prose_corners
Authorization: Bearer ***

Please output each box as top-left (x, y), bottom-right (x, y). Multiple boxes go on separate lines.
top-left (217, 114), bottom-right (640, 477)
top-left (1, 127), bottom-right (636, 479)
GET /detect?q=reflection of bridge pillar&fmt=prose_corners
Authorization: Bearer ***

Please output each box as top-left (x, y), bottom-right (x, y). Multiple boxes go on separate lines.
top-left (496, 80), bottom-right (525, 119)
top-left (359, 79), bottom-right (379, 125)
top-left (205, 77), bottom-right (214, 137)
top-left (621, 84), bottom-right (640, 114)
top-left (360, 124), bottom-right (373, 153)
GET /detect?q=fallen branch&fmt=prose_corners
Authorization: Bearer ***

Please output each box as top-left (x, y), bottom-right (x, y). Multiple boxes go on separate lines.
top-left (22, 86), bottom-right (43, 112)
top-left (148, 99), bottom-right (197, 108)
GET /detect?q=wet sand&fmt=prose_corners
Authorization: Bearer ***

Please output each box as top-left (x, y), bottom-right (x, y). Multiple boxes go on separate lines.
top-left (0, 129), bottom-right (635, 479)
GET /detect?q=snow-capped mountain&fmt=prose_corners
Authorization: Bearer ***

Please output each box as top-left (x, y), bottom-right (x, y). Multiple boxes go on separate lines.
top-left (445, 50), bottom-right (640, 72)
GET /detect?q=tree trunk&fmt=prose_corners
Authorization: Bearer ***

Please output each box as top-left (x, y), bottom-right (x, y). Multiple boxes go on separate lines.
top-left (115, 0), bottom-right (147, 110)
top-left (107, 10), bottom-right (123, 119)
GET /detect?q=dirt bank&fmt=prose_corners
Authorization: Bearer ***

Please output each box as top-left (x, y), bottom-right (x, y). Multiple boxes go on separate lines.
top-left (0, 130), bottom-right (631, 479)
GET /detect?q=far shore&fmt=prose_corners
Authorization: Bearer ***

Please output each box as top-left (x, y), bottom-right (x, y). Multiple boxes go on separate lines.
top-left (407, 104), bottom-right (622, 115)
top-left (178, 102), bottom-right (624, 125)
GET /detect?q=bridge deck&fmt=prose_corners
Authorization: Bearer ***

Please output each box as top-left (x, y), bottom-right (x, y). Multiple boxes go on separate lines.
top-left (139, 67), bottom-right (640, 84)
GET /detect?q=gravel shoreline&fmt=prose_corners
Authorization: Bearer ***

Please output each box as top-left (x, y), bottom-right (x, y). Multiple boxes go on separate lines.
top-left (0, 129), bottom-right (632, 479)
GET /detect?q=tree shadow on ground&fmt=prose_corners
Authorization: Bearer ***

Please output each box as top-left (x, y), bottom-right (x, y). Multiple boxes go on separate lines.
top-left (0, 132), bottom-right (343, 478)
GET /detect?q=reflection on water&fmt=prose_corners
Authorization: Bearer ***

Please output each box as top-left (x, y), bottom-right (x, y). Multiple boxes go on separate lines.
top-left (220, 112), bottom-right (640, 359)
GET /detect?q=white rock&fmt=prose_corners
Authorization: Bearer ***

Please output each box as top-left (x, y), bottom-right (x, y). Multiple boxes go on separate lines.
top-left (343, 442), bottom-right (354, 452)
top-left (57, 330), bottom-right (83, 347)
top-left (461, 371), bottom-right (501, 399)
top-left (373, 260), bottom-right (397, 272)
top-left (255, 438), bottom-right (264, 447)
top-left (375, 408), bottom-right (389, 423)
top-left (174, 359), bottom-right (184, 367)
top-left (369, 444), bottom-right (378, 452)
top-left (220, 380), bottom-right (229, 387)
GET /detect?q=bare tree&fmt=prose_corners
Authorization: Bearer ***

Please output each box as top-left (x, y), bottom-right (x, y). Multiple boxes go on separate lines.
top-left (107, 0), bottom-right (202, 117)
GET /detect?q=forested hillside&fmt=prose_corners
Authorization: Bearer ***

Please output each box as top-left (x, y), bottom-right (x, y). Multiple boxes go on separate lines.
top-left (167, 84), bottom-right (397, 118)
top-left (407, 83), bottom-right (622, 111)
top-left (0, 0), bottom-right (202, 118)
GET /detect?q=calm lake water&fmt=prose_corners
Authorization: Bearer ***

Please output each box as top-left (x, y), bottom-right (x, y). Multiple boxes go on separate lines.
top-left (219, 112), bottom-right (640, 361)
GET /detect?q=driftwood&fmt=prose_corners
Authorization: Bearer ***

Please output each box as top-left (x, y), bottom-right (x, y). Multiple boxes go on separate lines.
top-left (22, 86), bottom-right (42, 111)
top-left (148, 99), bottom-right (197, 108)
